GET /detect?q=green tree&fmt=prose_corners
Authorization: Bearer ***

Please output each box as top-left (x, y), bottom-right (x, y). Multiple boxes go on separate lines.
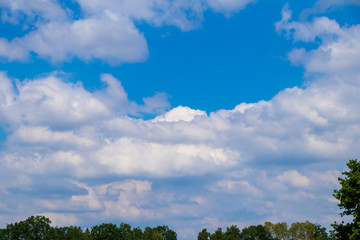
top-left (62, 226), bottom-right (85, 240)
top-left (330, 221), bottom-right (352, 240)
top-left (226, 225), bottom-right (240, 240)
top-left (152, 231), bottom-right (163, 240)
top-left (91, 223), bottom-right (119, 240)
top-left (210, 227), bottom-right (226, 240)
top-left (131, 227), bottom-right (143, 240)
top-left (119, 223), bottom-right (132, 240)
top-left (289, 221), bottom-right (329, 240)
top-left (240, 225), bottom-right (273, 240)
top-left (83, 228), bottom-right (92, 240)
top-left (264, 222), bottom-right (289, 240)
top-left (2, 215), bottom-right (52, 240)
top-left (333, 159), bottom-right (360, 240)
top-left (154, 225), bottom-right (177, 240)
top-left (198, 229), bottom-right (211, 240)
top-left (313, 224), bottom-right (328, 240)
top-left (143, 227), bottom-right (163, 240)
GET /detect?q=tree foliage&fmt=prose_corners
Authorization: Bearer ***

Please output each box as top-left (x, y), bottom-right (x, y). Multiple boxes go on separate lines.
top-left (0, 216), bottom-right (176, 240)
top-left (332, 159), bottom-right (360, 240)
top-left (210, 227), bottom-right (226, 240)
top-left (198, 229), bottom-right (211, 240)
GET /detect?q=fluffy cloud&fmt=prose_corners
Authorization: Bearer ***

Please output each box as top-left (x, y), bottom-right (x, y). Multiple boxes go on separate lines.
top-left (276, 5), bottom-right (360, 74)
top-left (0, 0), bottom-right (67, 23)
top-left (0, 2), bottom-right (359, 238)
top-left (0, 0), bottom-right (255, 64)
top-left (277, 171), bottom-right (310, 188)
top-left (153, 106), bottom-right (207, 122)
top-left (0, 73), bottom-right (169, 130)
top-left (0, 13), bottom-right (149, 63)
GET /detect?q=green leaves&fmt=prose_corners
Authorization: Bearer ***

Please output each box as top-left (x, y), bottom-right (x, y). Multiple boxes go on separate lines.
top-left (0, 216), bottom-right (177, 240)
top-left (332, 158), bottom-right (360, 239)
top-left (333, 159), bottom-right (360, 221)
top-left (198, 229), bottom-right (211, 240)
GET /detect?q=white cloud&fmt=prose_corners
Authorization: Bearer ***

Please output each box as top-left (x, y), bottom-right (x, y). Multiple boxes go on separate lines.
top-left (0, 38), bottom-right (29, 61)
top-left (95, 137), bottom-right (237, 177)
top-left (76, 0), bottom-right (254, 30)
top-left (10, 126), bottom-right (95, 147)
top-left (300, 0), bottom-right (360, 19)
top-left (0, 73), bottom-right (170, 129)
top-left (211, 179), bottom-right (262, 196)
top-left (0, 73), bottom-right (111, 128)
top-left (276, 5), bottom-right (360, 75)
top-left (0, 0), bottom-right (255, 64)
top-left (0, 14), bottom-right (149, 64)
top-left (277, 171), bottom-right (310, 188)
top-left (0, 0), bottom-right (67, 24)
top-left (0, 6), bottom-right (359, 236)
top-left (153, 106), bottom-right (207, 122)
top-left (207, 0), bottom-right (255, 15)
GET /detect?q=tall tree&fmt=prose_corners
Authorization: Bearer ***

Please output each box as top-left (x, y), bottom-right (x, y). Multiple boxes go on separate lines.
top-left (240, 225), bottom-right (273, 240)
top-left (91, 223), bottom-right (120, 240)
top-left (210, 227), bottom-right (226, 240)
top-left (2, 215), bottom-right (52, 240)
top-left (225, 225), bottom-right (240, 240)
top-left (154, 225), bottom-right (177, 240)
top-left (198, 228), bottom-right (210, 240)
top-left (333, 159), bottom-right (360, 240)
top-left (264, 222), bottom-right (289, 240)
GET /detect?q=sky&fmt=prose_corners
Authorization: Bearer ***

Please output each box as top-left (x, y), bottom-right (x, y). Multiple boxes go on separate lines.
top-left (0, 0), bottom-right (359, 239)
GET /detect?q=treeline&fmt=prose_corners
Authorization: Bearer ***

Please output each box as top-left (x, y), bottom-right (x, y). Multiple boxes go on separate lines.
top-left (0, 215), bottom-right (354, 240)
top-left (0, 216), bottom-right (329, 240)
top-left (0, 215), bottom-right (176, 240)
top-left (198, 221), bottom-right (328, 240)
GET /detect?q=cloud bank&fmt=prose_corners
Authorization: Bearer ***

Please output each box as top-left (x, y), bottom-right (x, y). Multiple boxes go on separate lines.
top-left (0, 1), bottom-right (359, 239)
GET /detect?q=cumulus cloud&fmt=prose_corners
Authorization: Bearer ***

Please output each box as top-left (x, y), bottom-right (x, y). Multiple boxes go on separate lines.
top-left (153, 106), bottom-right (207, 122)
top-left (0, 73), bottom-right (111, 128)
top-left (0, 0), bottom-right (255, 64)
top-left (0, 13), bottom-right (149, 64)
top-left (0, 72), bottom-right (169, 130)
top-left (0, 3), bottom-right (359, 237)
top-left (277, 171), bottom-right (310, 188)
top-left (276, 5), bottom-right (360, 75)
top-left (96, 138), bottom-right (236, 177)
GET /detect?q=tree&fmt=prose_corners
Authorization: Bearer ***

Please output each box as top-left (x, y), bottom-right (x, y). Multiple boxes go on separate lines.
top-left (91, 223), bottom-right (120, 240)
top-left (154, 225), bottom-right (177, 240)
top-left (333, 159), bottom-right (360, 240)
top-left (330, 221), bottom-right (353, 240)
top-left (210, 227), bottom-right (226, 240)
top-left (119, 223), bottom-right (132, 240)
top-left (225, 225), bottom-right (240, 240)
top-left (2, 215), bottom-right (52, 240)
top-left (198, 229), bottom-right (211, 240)
top-left (240, 225), bottom-right (273, 240)
top-left (264, 222), bottom-right (289, 240)
top-left (313, 224), bottom-right (329, 240)
top-left (132, 227), bottom-right (143, 240)
top-left (288, 221), bottom-right (320, 240)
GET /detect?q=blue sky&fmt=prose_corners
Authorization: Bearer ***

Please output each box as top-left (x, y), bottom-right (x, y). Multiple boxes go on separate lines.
top-left (0, 0), bottom-right (359, 239)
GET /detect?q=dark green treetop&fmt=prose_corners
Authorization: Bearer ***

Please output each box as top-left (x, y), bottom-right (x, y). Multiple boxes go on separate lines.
top-left (332, 159), bottom-right (360, 240)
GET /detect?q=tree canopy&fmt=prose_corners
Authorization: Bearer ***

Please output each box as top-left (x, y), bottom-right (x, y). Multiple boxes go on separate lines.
top-left (332, 158), bottom-right (360, 240)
